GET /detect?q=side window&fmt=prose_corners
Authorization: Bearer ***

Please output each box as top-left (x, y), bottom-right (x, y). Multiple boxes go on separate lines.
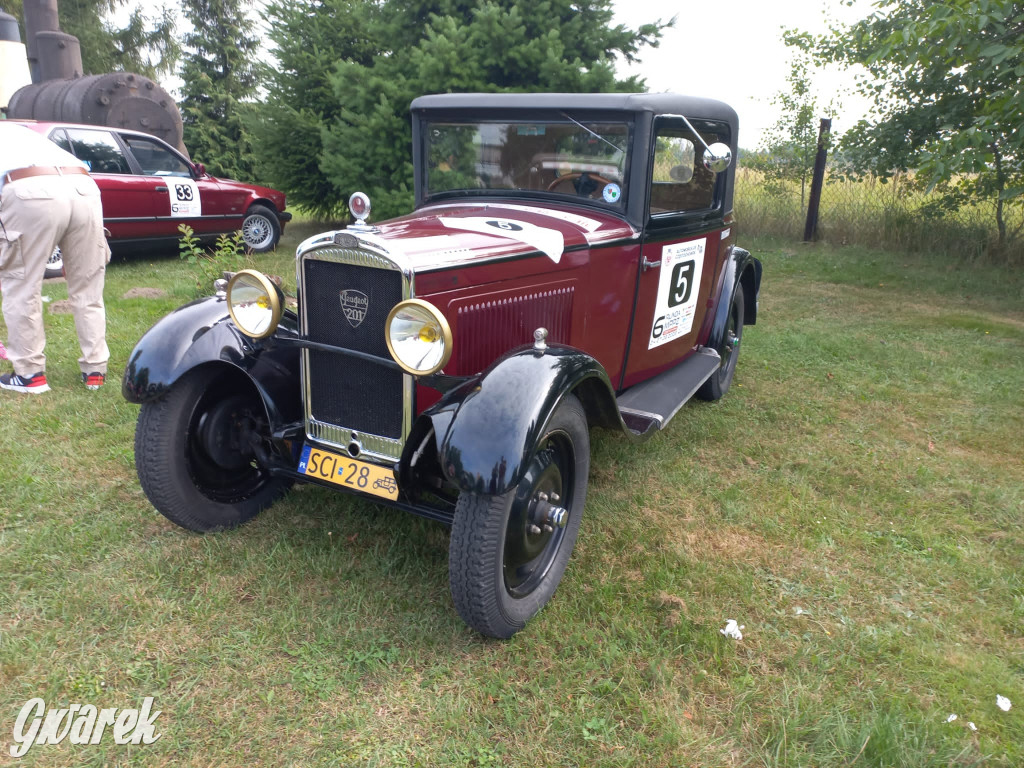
top-left (65, 129), bottom-right (131, 174)
top-left (49, 129), bottom-right (72, 153)
top-left (122, 136), bottom-right (192, 177)
top-left (649, 124), bottom-right (726, 215)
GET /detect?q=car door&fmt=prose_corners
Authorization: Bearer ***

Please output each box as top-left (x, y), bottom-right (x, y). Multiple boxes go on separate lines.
top-left (620, 116), bottom-right (731, 389)
top-left (117, 133), bottom-right (223, 238)
top-left (57, 127), bottom-right (158, 241)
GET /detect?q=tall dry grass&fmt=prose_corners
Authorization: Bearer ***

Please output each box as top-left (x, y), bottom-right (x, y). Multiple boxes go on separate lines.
top-left (735, 167), bottom-right (1023, 264)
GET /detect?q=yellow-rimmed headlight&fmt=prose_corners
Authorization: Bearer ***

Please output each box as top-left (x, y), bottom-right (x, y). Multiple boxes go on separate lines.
top-left (385, 299), bottom-right (453, 375)
top-left (227, 270), bottom-right (283, 339)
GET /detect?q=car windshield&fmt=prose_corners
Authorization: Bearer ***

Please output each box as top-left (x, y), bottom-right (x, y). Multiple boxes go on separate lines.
top-left (424, 116), bottom-right (631, 208)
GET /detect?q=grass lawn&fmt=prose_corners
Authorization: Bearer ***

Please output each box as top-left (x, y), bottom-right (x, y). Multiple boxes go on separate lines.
top-left (1, 228), bottom-right (1021, 766)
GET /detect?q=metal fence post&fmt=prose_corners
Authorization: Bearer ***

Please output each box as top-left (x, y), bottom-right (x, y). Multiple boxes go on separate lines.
top-left (803, 118), bottom-right (832, 242)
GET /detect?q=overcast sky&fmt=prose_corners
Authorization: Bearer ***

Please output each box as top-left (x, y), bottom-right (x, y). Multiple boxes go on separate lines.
top-left (119, 0), bottom-right (877, 149)
top-left (612, 0), bottom-right (876, 148)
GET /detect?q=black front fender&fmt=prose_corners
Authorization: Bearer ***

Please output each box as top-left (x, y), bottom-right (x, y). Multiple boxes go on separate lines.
top-left (420, 346), bottom-right (619, 497)
top-left (122, 296), bottom-right (302, 429)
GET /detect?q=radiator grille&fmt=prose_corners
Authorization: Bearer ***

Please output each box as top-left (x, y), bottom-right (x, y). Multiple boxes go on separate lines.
top-left (454, 285), bottom-right (574, 375)
top-left (301, 254), bottom-right (405, 445)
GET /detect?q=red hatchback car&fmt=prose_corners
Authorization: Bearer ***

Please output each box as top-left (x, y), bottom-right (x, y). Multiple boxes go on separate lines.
top-left (14, 120), bottom-right (290, 262)
top-left (123, 93), bottom-right (761, 638)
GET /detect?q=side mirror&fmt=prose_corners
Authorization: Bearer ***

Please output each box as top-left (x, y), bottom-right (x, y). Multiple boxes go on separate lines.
top-left (702, 143), bottom-right (732, 173)
top-left (194, 162), bottom-right (207, 177)
top-left (669, 164), bottom-right (694, 183)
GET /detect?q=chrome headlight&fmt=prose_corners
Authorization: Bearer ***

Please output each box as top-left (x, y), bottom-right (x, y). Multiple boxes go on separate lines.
top-left (226, 270), bottom-right (283, 339)
top-left (385, 299), bottom-right (453, 375)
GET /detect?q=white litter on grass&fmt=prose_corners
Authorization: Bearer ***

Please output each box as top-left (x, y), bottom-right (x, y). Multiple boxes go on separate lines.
top-left (794, 607), bottom-right (805, 615)
top-left (967, 722), bottom-right (977, 731)
top-left (720, 620), bottom-right (745, 640)
top-left (41, 295), bottom-right (52, 303)
top-left (946, 714), bottom-right (958, 723)
top-left (997, 695), bottom-right (1011, 712)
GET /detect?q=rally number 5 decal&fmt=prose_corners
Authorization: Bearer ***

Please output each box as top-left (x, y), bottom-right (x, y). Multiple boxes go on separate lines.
top-left (648, 240), bottom-right (705, 350)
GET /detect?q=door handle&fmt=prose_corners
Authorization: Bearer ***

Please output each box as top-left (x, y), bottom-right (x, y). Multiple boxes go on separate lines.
top-left (641, 256), bottom-right (661, 272)
top-left (154, 186), bottom-right (168, 192)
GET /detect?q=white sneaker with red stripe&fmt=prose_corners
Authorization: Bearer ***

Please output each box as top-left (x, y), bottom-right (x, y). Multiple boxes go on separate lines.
top-left (0, 371), bottom-right (50, 394)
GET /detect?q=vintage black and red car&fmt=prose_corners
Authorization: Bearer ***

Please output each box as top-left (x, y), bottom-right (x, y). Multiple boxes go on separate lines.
top-left (123, 93), bottom-right (762, 638)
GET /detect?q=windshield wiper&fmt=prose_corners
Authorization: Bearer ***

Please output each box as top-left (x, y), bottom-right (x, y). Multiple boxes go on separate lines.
top-left (560, 112), bottom-right (624, 156)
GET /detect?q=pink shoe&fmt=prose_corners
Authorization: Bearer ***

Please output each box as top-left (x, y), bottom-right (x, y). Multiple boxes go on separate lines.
top-left (0, 340), bottom-right (7, 360)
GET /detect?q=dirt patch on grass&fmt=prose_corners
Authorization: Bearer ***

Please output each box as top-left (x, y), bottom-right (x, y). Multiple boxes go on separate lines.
top-left (122, 287), bottom-right (168, 299)
top-left (47, 299), bottom-right (73, 314)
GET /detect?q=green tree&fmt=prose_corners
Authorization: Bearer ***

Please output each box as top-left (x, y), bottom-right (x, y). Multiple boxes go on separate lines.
top-left (0, 0), bottom-right (179, 79)
top-left (249, 0), bottom-right (378, 217)
top-left (178, 0), bottom-right (260, 180)
top-left (253, 0), bottom-right (666, 219)
top-left (796, 0), bottom-right (1024, 254)
top-left (754, 45), bottom-right (834, 207)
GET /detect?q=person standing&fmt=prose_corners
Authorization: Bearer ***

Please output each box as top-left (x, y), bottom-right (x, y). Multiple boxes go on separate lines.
top-left (0, 121), bottom-right (109, 394)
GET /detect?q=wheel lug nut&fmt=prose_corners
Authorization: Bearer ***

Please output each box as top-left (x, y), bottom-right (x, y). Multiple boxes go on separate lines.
top-left (542, 524), bottom-right (553, 533)
top-left (550, 493), bottom-right (560, 502)
top-left (528, 524), bottom-right (542, 535)
top-left (538, 492), bottom-right (548, 502)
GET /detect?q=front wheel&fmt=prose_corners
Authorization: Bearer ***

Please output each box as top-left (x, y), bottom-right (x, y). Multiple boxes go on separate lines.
top-left (241, 204), bottom-right (281, 253)
top-left (697, 286), bottom-right (744, 401)
top-left (134, 366), bottom-right (291, 532)
top-left (449, 394), bottom-right (590, 638)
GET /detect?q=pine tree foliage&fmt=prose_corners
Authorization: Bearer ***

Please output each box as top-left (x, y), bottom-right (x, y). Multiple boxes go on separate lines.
top-left (0, 0), bottom-right (179, 78)
top-left (253, 0), bottom-right (667, 219)
top-left (178, 0), bottom-right (260, 180)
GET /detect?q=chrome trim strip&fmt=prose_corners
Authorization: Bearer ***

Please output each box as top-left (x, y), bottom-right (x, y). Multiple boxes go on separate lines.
top-left (296, 234), bottom-right (416, 463)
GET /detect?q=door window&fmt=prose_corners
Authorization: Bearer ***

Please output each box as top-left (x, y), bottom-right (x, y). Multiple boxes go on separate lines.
top-left (649, 123), bottom-right (726, 215)
top-left (122, 136), bottom-right (193, 177)
top-left (64, 129), bottom-right (131, 175)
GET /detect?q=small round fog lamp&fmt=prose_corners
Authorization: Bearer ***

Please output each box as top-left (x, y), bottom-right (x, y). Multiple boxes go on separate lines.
top-left (227, 269), bottom-right (283, 339)
top-left (385, 299), bottom-right (453, 375)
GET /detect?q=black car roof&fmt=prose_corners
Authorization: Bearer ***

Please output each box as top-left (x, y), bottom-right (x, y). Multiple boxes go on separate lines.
top-left (410, 92), bottom-right (738, 130)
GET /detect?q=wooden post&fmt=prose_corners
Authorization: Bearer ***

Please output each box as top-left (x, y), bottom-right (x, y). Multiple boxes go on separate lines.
top-left (803, 118), bottom-right (832, 242)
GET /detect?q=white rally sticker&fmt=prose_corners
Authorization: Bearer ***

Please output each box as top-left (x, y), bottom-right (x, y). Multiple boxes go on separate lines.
top-left (648, 239), bottom-right (705, 349)
top-left (438, 216), bottom-right (564, 263)
top-left (169, 179), bottom-right (201, 218)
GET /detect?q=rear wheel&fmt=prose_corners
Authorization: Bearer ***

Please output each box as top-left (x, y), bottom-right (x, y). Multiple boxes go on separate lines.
top-left (241, 204), bottom-right (281, 253)
top-left (698, 287), bottom-right (744, 401)
top-left (134, 366), bottom-right (291, 531)
top-left (44, 247), bottom-right (63, 280)
top-left (449, 395), bottom-right (589, 638)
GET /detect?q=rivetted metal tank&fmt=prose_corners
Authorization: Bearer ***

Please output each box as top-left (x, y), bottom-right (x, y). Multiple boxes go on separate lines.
top-left (3, 0), bottom-right (185, 154)
top-left (6, 73), bottom-right (184, 152)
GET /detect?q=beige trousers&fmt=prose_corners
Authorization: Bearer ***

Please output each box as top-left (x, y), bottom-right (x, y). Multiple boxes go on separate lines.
top-left (0, 174), bottom-right (110, 376)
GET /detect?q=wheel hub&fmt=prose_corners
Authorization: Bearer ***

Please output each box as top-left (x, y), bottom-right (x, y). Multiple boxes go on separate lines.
top-left (503, 437), bottom-right (573, 597)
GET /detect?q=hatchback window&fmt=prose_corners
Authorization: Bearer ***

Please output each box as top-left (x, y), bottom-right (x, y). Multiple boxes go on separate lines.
top-left (65, 128), bottom-right (131, 175)
top-left (123, 136), bottom-right (192, 177)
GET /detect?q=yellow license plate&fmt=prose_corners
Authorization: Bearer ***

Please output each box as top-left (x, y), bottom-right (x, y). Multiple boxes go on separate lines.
top-left (298, 446), bottom-right (399, 501)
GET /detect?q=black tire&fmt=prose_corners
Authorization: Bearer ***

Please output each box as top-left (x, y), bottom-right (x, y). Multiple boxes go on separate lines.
top-left (697, 286), bottom-right (744, 401)
top-left (449, 394), bottom-right (590, 638)
top-left (241, 204), bottom-right (281, 253)
top-left (134, 366), bottom-right (291, 532)
top-left (44, 246), bottom-right (63, 280)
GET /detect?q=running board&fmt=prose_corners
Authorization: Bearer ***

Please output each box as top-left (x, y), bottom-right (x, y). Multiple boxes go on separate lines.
top-left (616, 347), bottom-right (721, 435)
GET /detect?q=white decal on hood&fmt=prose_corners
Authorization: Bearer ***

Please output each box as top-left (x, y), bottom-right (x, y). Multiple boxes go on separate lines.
top-left (438, 216), bottom-right (564, 263)
top-left (496, 204), bottom-right (602, 232)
